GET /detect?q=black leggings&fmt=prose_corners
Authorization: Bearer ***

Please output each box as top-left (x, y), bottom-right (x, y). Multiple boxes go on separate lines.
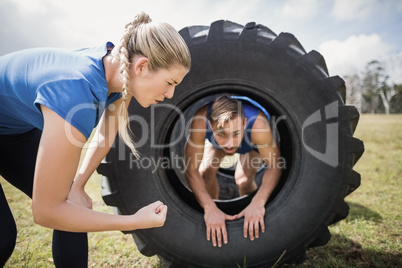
top-left (0, 129), bottom-right (88, 267)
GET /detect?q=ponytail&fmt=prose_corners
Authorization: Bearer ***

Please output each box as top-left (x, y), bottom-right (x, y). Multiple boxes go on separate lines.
top-left (113, 12), bottom-right (191, 157)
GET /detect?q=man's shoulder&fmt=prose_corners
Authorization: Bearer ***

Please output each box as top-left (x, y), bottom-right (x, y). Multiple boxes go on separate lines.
top-left (252, 112), bottom-right (270, 129)
top-left (195, 105), bottom-right (209, 117)
top-left (250, 113), bottom-right (273, 145)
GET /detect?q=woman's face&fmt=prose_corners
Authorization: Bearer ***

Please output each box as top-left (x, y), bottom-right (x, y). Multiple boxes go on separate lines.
top-left (129, 58), bottom-right (188, 107)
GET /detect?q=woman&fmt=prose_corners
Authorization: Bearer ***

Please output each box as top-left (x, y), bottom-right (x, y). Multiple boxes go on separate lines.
top-left (0, 12), bottom-right (191, 267)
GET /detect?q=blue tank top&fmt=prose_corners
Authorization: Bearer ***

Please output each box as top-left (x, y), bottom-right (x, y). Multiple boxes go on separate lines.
top-left (205, 96), bottom-right (270, 154)
top-left (0, 42), bottom-right (120, 139)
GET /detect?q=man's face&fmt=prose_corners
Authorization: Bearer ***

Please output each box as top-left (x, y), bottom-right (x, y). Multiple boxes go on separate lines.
top-left (210, 115), bottom-right (247, 155)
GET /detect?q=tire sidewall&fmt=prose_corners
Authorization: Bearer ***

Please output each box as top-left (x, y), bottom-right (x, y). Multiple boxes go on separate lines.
top-left (125, 36), bottom-right (347, 267)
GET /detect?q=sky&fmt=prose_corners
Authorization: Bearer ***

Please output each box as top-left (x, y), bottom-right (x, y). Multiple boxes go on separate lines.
top-left (1, 0), bottom-right (401, 84)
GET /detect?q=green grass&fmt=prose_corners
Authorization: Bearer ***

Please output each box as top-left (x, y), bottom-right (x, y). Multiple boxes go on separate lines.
top-left (295, 114), bottom-right (402, 268)
top-left (1, 114), bottom-right (401, 267)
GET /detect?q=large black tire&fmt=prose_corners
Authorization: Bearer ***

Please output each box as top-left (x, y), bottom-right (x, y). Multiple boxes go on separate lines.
top-left (97, 20), bottom-right (364, 267)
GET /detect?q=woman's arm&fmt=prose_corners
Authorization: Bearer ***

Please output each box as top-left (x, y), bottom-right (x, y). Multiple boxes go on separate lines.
top-left (68, 97), bottom-right (126, 208)
top-left (32, 104), bottom-right (166, 232)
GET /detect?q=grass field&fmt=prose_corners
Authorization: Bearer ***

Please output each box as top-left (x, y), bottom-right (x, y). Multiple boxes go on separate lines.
top-left (1, 114), bottom-right (401, 267)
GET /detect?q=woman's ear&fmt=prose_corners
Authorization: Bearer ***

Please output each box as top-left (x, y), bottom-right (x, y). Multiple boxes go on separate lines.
top-left (133, 57), bottom-right (149, 77)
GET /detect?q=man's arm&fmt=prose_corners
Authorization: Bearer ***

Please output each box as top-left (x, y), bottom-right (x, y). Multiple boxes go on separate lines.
top-left (184, 108), bottom-right (236, 247)
top-left (185, 107), bottom-right (213, 207)
top-left (237, 112), bottom-right (282, 240)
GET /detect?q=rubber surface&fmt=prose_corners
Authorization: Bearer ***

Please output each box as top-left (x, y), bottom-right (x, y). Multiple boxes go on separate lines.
top-left (98, 20), bottom-right (364, 267)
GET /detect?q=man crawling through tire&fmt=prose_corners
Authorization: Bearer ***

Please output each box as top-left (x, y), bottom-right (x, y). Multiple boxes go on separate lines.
top-left (185, 94), bottom-right (282, 247)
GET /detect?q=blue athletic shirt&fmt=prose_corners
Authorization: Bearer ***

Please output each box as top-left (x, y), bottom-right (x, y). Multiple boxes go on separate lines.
top-left (0, 42), bottom-right (121, 139)
top-left (205, 96), bottom-right (271, 154)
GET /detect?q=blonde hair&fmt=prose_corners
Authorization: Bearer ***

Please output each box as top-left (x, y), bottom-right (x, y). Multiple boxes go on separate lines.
top-left (209, 95), bottom-right (245, 129)
top-left (113, 12), bottom-right (191, 157)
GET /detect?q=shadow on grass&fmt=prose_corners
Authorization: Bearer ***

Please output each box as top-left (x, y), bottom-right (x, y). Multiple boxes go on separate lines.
top-left (278, 233), bottom-right (401, 268)
top-left (298, 234), bottom-right (402, 268)
top-left (279, 203), bottom-right (400, 268)
top-left (346, 202), bottom-right (383, 223)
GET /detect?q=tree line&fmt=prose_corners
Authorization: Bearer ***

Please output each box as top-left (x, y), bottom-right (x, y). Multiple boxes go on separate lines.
top-left (344, 60), bottom-right (402, 114)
